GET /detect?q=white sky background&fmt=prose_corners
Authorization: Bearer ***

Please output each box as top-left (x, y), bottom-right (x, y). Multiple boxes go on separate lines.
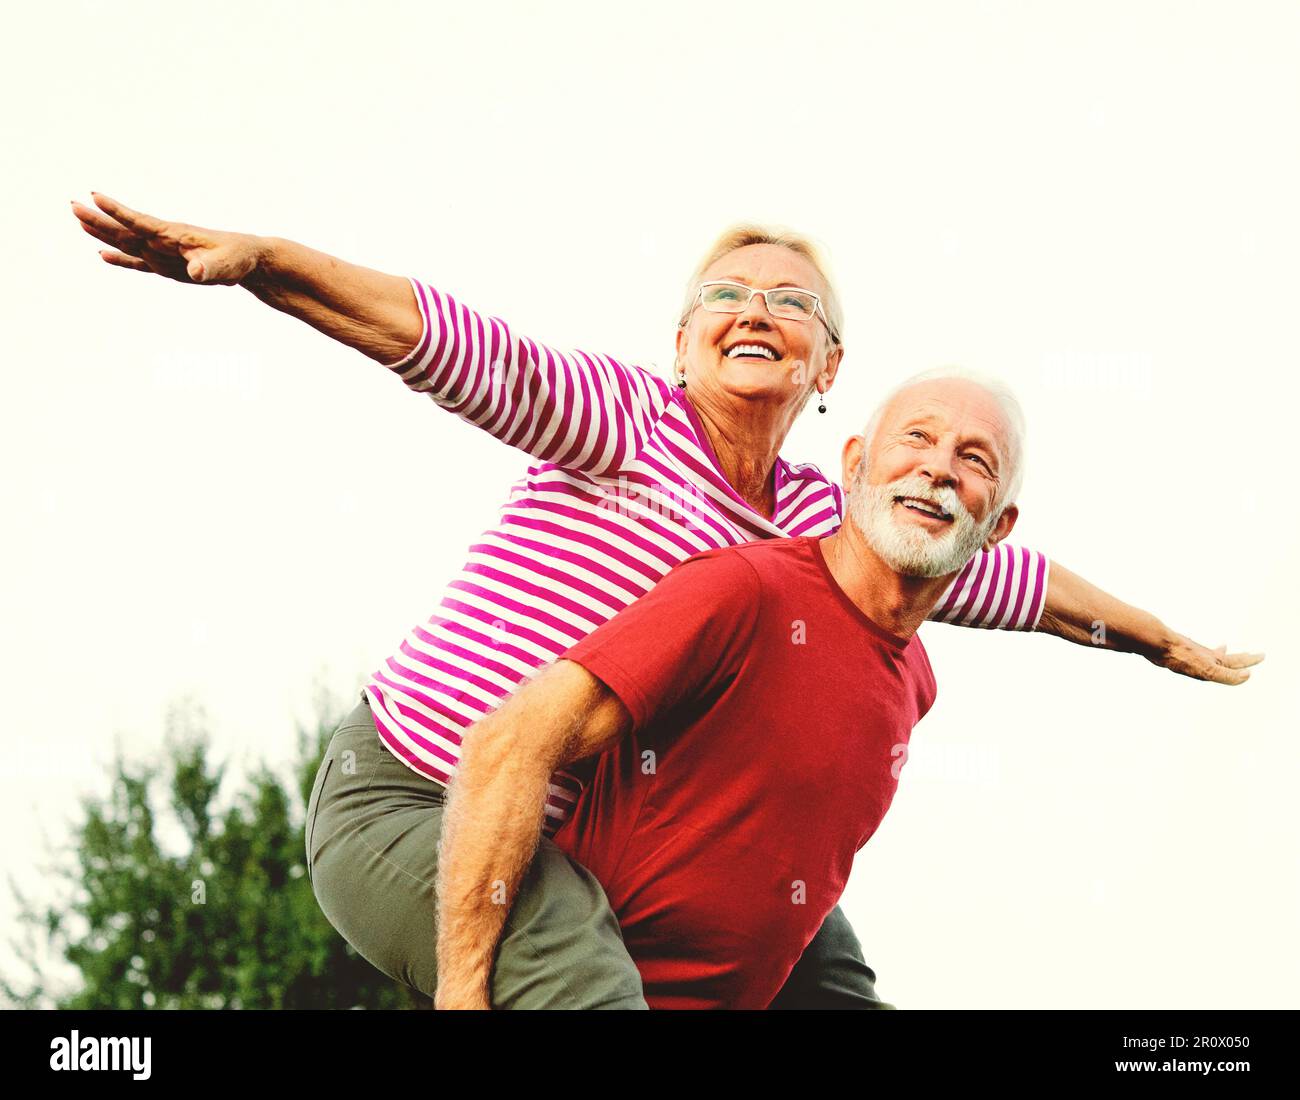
top-left (3, 0), bottom-right (1297, 1007)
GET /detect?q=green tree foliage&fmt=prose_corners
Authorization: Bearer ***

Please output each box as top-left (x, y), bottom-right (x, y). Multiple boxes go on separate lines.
top-left (2, 694), bottom-right (428, 1009)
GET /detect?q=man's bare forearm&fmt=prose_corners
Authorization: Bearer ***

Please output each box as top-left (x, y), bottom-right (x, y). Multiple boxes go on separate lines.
top-left (435, 705), bottom-right (557, 1008)
top-left (239, 237), bottom-right (422, 366)
top-left (435, 661), bottom-right (630, 1008)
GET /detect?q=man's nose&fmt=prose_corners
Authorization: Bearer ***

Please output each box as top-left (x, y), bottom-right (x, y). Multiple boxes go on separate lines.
top-left (917, 445), bottom-right (959, 486)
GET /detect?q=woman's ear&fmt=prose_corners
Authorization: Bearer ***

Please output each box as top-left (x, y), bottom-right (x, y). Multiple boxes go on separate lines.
top-left (818, 343), bottom-right (844, 393)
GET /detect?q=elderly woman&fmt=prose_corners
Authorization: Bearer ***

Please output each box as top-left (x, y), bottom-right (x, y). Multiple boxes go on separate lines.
top-left (72, 195), bottom-right (1259, 1009)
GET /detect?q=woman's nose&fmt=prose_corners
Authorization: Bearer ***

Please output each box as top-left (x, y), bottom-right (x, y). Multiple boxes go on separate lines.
top-left (738, 290), bottom-right (773, 324)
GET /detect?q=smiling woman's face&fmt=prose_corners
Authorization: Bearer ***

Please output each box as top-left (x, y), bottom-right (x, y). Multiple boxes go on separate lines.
top-left (675, 243), bottom-right (841, 415)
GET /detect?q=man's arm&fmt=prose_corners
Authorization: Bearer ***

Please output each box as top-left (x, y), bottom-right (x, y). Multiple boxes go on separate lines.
top-left (435, 659), bottom-right (632, 1010)
top-left (436, 547), bottom-right (761, 1008)
top-left (1037, 561), bottom-right (1264, 685)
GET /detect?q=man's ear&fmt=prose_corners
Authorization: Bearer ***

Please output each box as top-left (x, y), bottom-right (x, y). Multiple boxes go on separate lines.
top-left (842, 433), bottom-right (866, 488)
top-left (984, 503), bottom-right (1019, 550)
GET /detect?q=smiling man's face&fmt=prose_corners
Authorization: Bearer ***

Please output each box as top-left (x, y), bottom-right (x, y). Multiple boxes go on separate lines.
top-left (676, 243), bottom-right (839, 409)
top-left (847, 378), bottom-right (1019, 578)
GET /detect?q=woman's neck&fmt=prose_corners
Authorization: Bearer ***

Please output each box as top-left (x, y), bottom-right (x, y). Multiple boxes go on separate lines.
top-left (686, 390), bottom-right (796, 520)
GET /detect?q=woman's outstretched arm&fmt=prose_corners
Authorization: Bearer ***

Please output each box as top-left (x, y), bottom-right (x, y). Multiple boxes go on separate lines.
top-left (72, 194), bottom-right (421, 364)
top-left (1035, 560), bottom-right (1264, 685)
top-left (922, 536), bottom-right (1262, 684)
top-left (243, 237), bottom-right (422, 365)
top-left (73, 193), bottom-right (669, 472)
top-left (910, 510), bottom-right (1262, 685)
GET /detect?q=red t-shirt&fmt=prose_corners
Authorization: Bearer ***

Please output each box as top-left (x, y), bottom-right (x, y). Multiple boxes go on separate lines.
top-left (553, 535), bottom-right (938, 1009)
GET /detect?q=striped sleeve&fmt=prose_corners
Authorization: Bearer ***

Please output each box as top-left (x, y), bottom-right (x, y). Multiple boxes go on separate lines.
top-left (926, 543), bottom-right (1051, 631)
top-left (382, 277), bottom-right (673, 475)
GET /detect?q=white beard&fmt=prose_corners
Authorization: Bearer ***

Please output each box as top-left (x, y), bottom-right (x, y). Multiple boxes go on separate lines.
top-left (849, 471), bottom-right (1001, 578)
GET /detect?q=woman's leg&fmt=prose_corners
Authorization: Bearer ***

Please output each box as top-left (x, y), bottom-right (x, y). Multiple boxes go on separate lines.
top-left (767, 905), bottom-right (897, 1010)
top-left (306, 696), bottom-right (647, 1009)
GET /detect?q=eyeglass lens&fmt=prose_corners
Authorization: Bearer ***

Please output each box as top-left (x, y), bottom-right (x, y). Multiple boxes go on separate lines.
top-left (700, 283), bottom-right (818, 320)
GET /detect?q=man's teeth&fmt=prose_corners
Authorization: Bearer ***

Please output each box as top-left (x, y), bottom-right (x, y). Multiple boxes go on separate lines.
top-left (897, 497), bottom-right (950, 519)
top-left (726, 344), bottom-right (777, 361)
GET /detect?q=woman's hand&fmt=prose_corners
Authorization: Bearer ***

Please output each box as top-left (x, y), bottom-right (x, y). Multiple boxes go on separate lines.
top-left (1147, 634), bottom-right (1264, 686)
top-left (72, 193), bottom-right (421, 364)
top-left (71, 193), bottom-right (265, 286)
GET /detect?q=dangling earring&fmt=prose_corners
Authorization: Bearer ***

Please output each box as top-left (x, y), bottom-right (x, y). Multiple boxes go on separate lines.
top-left (817, 389), bottom-right (827, 414)
top-left (676, 365), bottom-right (687, 389)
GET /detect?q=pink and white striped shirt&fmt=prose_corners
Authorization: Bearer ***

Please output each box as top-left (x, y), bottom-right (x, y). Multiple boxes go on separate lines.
top-left (364, 278), bottom-right (1049, 833)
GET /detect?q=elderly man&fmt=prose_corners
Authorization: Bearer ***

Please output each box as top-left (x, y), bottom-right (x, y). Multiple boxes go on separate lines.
top-left (435, 368), bottom-right (1025, 1009)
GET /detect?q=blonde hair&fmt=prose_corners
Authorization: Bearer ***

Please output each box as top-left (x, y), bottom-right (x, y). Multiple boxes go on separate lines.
top-left (677, 224), bottom-right (844, 346)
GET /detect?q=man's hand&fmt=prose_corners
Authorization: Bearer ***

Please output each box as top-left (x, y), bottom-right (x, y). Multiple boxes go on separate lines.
top-left (1148, 633), bottom-right (1265, 686)
top-left (434, 985), bottom-right (491, 1011)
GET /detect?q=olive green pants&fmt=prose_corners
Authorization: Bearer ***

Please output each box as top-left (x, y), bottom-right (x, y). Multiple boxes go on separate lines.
top-left (307, 693), bottom-right (895, 1010)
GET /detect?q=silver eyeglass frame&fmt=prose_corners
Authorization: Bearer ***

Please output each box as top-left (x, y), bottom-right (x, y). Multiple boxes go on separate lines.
top-left (687, 280), bottom-right (840, 345)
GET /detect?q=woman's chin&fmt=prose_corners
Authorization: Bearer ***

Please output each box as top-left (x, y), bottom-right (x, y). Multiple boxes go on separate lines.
top-left (713, 360), bottom-right (792, 402)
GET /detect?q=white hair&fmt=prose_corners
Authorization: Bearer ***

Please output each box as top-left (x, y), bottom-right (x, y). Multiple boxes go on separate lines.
top-left (860, 366), bottom-right (1026, 510)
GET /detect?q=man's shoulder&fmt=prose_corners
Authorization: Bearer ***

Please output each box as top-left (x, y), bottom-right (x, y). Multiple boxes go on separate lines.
top-left (677, 536), bottom-right (819, 585)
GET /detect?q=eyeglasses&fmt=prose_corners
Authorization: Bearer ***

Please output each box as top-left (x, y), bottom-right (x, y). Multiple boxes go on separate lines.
top-left (690, 280), bottom-right (840, 344)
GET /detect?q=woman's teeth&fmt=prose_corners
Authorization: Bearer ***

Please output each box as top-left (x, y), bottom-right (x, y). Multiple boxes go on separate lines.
top-left (726, 344), bottom-right (778, 360)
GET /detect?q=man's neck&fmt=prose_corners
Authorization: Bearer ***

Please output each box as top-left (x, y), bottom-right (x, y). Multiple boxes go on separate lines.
top-left (819, 524), bottom-right (959, 640)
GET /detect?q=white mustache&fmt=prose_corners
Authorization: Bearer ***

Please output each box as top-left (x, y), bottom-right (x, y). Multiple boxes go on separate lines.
top-left (881, 475), bottom-right (970, 524)
top-left (850, 469), bottom-right (997, 578)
